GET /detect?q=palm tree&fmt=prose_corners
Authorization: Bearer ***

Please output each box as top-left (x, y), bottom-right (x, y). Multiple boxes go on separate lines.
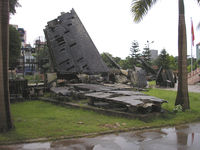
top-left (0, 0), bottom-right (13, 132)
top-left (0, 0), bottom-right (19, 132)
top-left (9, 0), bottom-right (20, 14)
top-left (131, 0), bottom-right (200, 110)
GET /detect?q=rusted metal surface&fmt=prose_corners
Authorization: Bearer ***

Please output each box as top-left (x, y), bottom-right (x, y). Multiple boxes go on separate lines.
top-left (44, 9), bottom-right (108, 75)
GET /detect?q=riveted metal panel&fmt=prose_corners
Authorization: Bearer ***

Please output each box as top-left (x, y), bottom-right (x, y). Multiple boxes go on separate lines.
top-left (44, 9), bottom-right (108, 74)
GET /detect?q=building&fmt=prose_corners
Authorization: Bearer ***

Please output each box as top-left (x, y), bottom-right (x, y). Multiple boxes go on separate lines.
top-left (23, 44), bottom-right (36, 75)
top-left (11, 24), bottom-right (36, 75)
top-left (18, 28), bottom-right (26, 46)
top-left (196, 42), bottom-right (200, 61)
top-left (17, 44), bottom-right (36, 75)
top-left (150, 50), bottom-right (158, 60)
top-left (11, 25), bottom-right (27, 48)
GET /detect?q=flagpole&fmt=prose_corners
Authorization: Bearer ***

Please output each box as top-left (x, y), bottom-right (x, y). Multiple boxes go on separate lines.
top-left (191, 17), bottom-right (194, 73)
top-left (191, 35), bottom-right (193, 73)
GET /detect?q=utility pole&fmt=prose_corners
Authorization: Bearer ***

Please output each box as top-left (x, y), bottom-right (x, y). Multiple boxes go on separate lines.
top-left (35, 37), bottom-right (41, 86)
top-left (22, 49), bottom-right (25, 77)
top-left (191, 17), bottom-right (195, 73)
top-left (36, 37), bottom-right (40, 73)
top-left (147, 40), bottom-right (154, 50)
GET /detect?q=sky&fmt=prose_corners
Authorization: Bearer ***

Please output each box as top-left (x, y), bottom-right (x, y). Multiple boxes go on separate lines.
top-left (10, 0), bottom-right (200, 59)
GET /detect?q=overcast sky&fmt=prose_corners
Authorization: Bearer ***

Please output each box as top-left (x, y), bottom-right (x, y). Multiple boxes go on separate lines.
top-left (10, 0), bottom-right (200, 58)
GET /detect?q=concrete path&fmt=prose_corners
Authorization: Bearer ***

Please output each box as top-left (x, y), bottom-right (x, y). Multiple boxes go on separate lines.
top-left (1, 122), bottom-right (200, 150)
top-left (157, 83), bottom-right (200, 93)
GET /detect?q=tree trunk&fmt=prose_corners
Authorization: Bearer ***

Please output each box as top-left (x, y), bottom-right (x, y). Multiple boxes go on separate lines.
top-left (175, 0), bottom-right (190, 110)
top-left (0, 0), bottom-right (13, 132)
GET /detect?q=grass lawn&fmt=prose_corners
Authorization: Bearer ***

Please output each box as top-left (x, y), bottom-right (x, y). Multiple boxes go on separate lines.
top-left (0, 89), bottom-right (200, 143)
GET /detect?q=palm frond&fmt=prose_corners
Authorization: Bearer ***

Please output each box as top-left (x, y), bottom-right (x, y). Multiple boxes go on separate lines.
top-left (9, 0), bottom-right (21, 14)
top-left (131, 0), bottom-right (158, 23)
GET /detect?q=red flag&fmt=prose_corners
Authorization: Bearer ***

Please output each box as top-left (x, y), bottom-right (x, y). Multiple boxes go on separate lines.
top-left (191, 18), bottom-right (195, 46)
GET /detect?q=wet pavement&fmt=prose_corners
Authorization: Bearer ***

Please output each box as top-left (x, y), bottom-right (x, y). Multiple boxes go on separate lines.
top-left (1, 122), bottom-right (200, 150)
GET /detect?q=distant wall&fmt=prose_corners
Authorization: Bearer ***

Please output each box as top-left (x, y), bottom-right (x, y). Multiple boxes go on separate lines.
top-left (188, 67), bottom-right (200, 85)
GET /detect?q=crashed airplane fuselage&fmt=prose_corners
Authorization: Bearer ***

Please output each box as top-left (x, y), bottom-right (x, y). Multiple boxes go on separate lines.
top-left (44, 9), bottom-right (108, 75)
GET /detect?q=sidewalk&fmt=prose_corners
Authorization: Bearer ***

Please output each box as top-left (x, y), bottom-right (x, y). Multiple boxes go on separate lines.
top-left (1, 122), bottom-right (200, 150)
top-left (157, 83), bottom-right (200, 93)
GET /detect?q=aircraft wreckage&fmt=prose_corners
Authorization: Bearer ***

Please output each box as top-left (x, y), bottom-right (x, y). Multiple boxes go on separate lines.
top-left (44, 9), bottom-right (108, 75)
top-left (44, 9), bottom-right (167, 114)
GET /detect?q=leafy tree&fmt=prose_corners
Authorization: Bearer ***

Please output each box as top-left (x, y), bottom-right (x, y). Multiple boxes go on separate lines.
top-left (9, 25), bottom-right (21, 69)
top-left (197, 59), bottom-right (200, 66)
top-left (101, 53), bottom-right (135, 70)
top-left (169, 55), bottom-right (178, 71)
top-left (131, 0), bottom-right (200, 110)
top-left (37, 43), bottom-right (51, 73)
top-left (101, 52), bottom-right (115, 68)
top-left (142, 42), bottom-right (151, 65)
top-left (156, 49), bottom-right (170, 69)
top-left (120, 56), bottom-right (135, 69)
top-left (187, 58), bottom-right (199, 72)
top-left (130, 40), bottom-right (141, 66)
top-left (113, 57), bottom-right (122, 65)
top-left (154, 49), bottom-right (177, 70)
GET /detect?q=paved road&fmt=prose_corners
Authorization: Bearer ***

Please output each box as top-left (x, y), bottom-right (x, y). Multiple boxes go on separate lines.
top-left (1, 122), bottom-right (200, 150)
top-left (157, 83), bottom-right (200, 93)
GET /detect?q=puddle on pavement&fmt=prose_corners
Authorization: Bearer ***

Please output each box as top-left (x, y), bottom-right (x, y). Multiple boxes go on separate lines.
top-left (1, 122), bottom-right (200, 150)
top-left (22, 142), bottom-right (51, 149)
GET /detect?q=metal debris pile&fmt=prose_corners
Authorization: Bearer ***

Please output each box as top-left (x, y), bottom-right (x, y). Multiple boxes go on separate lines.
top-left (50, 83), bottom-right (167, 113)
top-left (43, 9), bottom-right (148, 89)
top-left (43, 9), bottom-right (167, 114)
top-left (156, 67), bottom-right (176, 88)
